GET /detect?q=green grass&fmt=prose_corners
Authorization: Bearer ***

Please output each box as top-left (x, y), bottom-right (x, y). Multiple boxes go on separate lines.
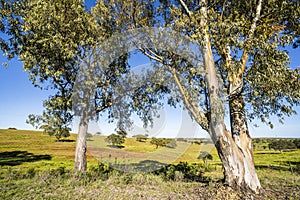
top-left (0, 129), bottom-right (99, 171)
top-left (88, 135), bottom-right (218, 164)
top-left (0, 129), bottom-right (299, 199)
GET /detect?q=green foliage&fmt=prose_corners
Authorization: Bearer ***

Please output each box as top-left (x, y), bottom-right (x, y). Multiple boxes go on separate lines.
top-left (1, 0), bottom-right (129, 142)
top-left (154, 162), bottom-right (207, 182)
top-left (150, 137), bottom-right (177, 149)
top-left (0, 130), bottom-right (299, 199)
top-left (198, 151), bottom-right (213, 161)
top-left (27, 112), bottom-right (71, 141)
top-left (150, 137), bottom-right (167, 149)
top-left (1, 0), bottom-right (300, 182)
top-left (95, 132), bottom-right (102, 136)
top-left (293, 139), bottom-right (300, 149)
top-left (105, 134), bottom-right (125, 147)
top-left (116, 130), bottom-right (127, 138)
top-left (268, 139), bottom-right (297, 152)
top-left (158, 0), bottom-right (300, 128)
top-left (1, 0), bottom-right (98, 141)
top-left (134, 134), bottom-right (148, 142)
top-left (191, 140), bottom-right (202, 145)
top-left (87, 133), bottom-right (93, 141)
top-left (198, 151), bottom-right (213, 170)
top-left (89, 162), bottom-right (115, 181)
top-left (149, 138), bottom-right (176, 149)
top-left (176, 138), bottom-right (188, 142)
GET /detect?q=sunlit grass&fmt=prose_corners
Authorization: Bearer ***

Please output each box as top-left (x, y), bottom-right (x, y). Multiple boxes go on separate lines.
top-left (0, 129), bottom-right (299, 199)
top-left (0, 129), bottom-right (299, 182)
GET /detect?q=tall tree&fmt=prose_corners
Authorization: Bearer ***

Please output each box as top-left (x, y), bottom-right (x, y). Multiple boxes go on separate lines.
top-left (161, 0), bottom-right (299, 193)
top-left (0, 0), bottom-right (118, 172)
top-left (107, 0), bottom-right (300, 193)
top-left (1, 0), bottom-right (167, 172)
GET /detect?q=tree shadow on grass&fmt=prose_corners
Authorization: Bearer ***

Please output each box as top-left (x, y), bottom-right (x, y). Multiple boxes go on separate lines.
top-left (112, 159), bottom-right (168, 172)
top-left (255, 152), bottom-right (281, 155)
top-left (255, 164), bottom-right (291, 172)
top-left (107, 145), bottom-right (125, 149)
top-left (0, 151), bottom-right (52, 166)
top-left (279, 161), bottom-right (300, 165)
top-left (110, 160), bottom-right (210, 182)
top-left (57, 139), bottom-right (75, 142)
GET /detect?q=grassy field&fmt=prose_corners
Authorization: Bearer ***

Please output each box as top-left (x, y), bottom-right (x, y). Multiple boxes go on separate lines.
top-left (0, 129), bottom-right (299, 199)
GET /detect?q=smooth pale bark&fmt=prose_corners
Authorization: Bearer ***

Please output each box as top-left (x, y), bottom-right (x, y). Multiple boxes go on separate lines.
top-left (224, 0), bottom-right (263, 192)
top-left (74, 114), bottom-right (88, 172)
top-left (198, 0), bottom-right (261, 193)
top-left (213, 125), bottom-right (260, 192)
top-left (228, 93), bottom-right (261, 191)
top-left (224, 42), bottom-right (261, 192)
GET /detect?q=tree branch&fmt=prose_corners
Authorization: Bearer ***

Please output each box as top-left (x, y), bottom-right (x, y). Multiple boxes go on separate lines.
top-left (91, 101), bottom-right (112, 116)
top-left (166, 64), bottom-right (209, 131)
top-left (178, 0), bottom-right (192, 18)
top-left (240, 0), bottom-right (263, 76)
top-left (138, 45), bottom-right (209, 131)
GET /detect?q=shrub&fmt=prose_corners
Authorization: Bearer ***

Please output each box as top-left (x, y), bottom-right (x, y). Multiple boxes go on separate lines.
top-left (198, 151), bottom-right (213, 170)
top-left (176, 138), bottom-right (188, 142)
top-left (134, 134), bottom-right (148, 142)
top-left (174, 170), bottom-right (185, 181)
top-left (87, 133), bottom-right (93, 141)
top-left (150, 137), bottom-right (167, 149)
top-left (154, 162), bottom-right (206, 182)
top-left (293, 139), bottom-right (300, 149)
top-left (89, 162), bottom-right (116, 180)
top-left (105, 134), bottom-right (125, 147)
top-left (192, 141), bottom-right (202, 145)
top-left (25, 167), bottom-right (36, 178)
top-left (5, 167), bottom-right (22, 180)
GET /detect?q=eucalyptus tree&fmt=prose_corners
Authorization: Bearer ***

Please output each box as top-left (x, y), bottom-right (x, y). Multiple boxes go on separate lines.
top-left (168, 0), bottom-right (300, 193)
top-left (1, 0), bottom-right (167, 172)
top-left (107, 0), bottom-right (300, 193)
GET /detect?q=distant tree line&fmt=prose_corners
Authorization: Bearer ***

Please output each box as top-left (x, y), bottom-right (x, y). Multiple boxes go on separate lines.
top-left (253, 138), bottom-right (300, 151)
top-left (269, 139), bottom-right (299, 152)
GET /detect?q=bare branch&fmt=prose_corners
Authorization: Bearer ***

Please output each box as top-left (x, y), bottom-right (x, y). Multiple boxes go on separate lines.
top-left (178, 0), bottom-right (192, 18)
top-left (137, 45), bottom-right (209, 131)
top-left (240, 0), bottom-right (263, 75)
top-left (166, 64), bottom-right (209, 131)
top-left (138, 47), bottom-right (164, 63)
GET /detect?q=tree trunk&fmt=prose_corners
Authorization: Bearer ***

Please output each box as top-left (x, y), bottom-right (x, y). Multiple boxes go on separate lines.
top-left (74, 115), bottom-right (88, 172)
top-left (214, 125), bottom-right (261, 193)
top-left (228, 92), bottom-right (261, 192)
top-left (199, 0), bottom-right (261, 193)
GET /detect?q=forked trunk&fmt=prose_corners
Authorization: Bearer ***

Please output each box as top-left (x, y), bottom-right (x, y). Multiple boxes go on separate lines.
top-left (214, 126), bottom-right (261, 193)
top-left (74, 115), bottom-right (88, 172)
top-left (198, 0), bottom-right (261, 193)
